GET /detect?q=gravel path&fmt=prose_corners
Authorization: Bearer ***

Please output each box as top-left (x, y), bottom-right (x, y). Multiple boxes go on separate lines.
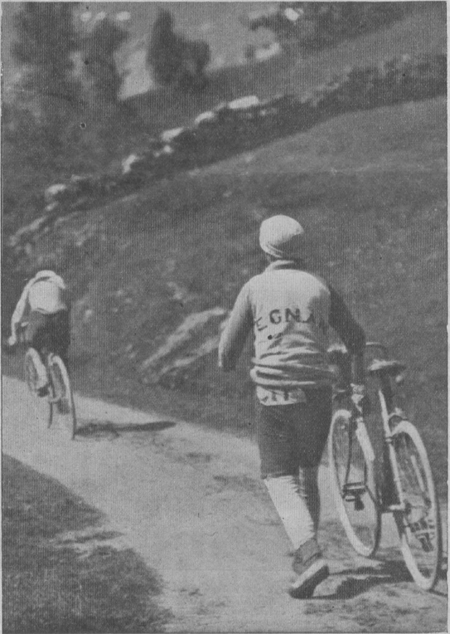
top-left (3, 376), bottom-right (447, 632)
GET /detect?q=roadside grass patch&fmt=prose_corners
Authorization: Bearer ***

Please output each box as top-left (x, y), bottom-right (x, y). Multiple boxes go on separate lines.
top-left (2, 455), bottom-right (170, 633)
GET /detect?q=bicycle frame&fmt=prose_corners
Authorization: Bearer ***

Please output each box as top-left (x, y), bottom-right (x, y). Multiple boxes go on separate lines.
top-left (17, 321), bottom-right (29, 345)
top-left (332, 342), bottom-right (407, 515)
top-left (377, 381), bottom-right (409, 513)
top-left (331, 390), bottom-right (376, 508)
top-left (364, 343), bottom-right (409, 514)
top-left (341, 415), bottom-right (368, 506)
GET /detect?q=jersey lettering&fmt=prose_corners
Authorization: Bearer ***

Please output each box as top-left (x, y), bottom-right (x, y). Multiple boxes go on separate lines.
top-left (269, 309), bottom-right (282, 324)
top-left (260, 307), bottom-right (327, 332)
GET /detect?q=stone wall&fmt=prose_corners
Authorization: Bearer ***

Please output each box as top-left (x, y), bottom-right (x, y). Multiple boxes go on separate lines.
top-left (8, 53), bottom-right (446, 253)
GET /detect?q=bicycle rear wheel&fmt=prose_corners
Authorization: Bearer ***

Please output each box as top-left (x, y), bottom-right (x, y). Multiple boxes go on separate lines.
top-left (48, 355), bottom-right (77, 439)
top-left (329, 409), bottom-right (381, 557)
top-left (391, 420), bottom-right (442, 590)
top-left (24, 348), bottom-right (53, 427)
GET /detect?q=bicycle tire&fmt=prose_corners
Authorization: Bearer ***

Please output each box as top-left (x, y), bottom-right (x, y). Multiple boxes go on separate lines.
top-left (46, 381), bottom-right (55, 429)
top-left (47, 355), bottom-right (77, 439)
top-left (390, 420), bottom-right (442, 590)
top-left (328, 408), bottom-right (381, 557)
top-left (24, 348), bottom-right (53, 426)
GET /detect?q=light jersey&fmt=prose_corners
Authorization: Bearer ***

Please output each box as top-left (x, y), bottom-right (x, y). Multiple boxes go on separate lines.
top-left (248, 268), bottom-right (334, 396)
top-left (10, 274), bottom-right (68, 335)
top-left (218, 261), bottom-right (336, 405)
top-left (28, 280), bottom-right (67, 314)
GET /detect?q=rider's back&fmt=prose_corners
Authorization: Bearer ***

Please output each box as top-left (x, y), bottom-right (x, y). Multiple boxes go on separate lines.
top-left (28, 279), bottom-right (68, 314)
top-left (245, 264), bottom-right (335, 388)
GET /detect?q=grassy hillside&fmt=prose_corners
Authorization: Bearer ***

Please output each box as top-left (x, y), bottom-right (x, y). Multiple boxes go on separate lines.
top-left (4, 95), bottom-right (446, 492)
top-left (2, 4), bottom-right (447, 494)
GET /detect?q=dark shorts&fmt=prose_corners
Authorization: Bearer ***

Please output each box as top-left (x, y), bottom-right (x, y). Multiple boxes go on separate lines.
top-left (257, 386), bottom-right (332, 478)
top-left (26, 310), bottom-right (70, 366)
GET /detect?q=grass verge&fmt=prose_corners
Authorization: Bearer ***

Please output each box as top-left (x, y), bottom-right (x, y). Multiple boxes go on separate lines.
top-left (2, 454), bottom-right (170, 633)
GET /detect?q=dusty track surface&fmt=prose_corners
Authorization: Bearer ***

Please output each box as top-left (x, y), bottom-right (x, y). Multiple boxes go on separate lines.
top-left (3, 377), bottom-right (447, 632)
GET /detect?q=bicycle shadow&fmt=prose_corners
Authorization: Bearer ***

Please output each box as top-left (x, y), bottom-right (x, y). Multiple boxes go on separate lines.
top-left (74, 419), bottom-right (176, 440)
top-left (315, 557), bottom-right (448, 600)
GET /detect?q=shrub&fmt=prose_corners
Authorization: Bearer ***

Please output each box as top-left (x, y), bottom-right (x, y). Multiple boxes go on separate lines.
top-left (11, 3), bottom-right (81, 122)
top-left (81, 17), bottom-right (129, 107)
top-left (247, 3), bottom-right (410, 52)
top-left (147, 9), bottom-right (210, 92)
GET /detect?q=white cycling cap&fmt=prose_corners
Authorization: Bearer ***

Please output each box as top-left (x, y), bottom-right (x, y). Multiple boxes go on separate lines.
top-left (33, 270), bottom-right (66, 289)
top-left (34, 269), bottom-right (58, 279)
top-left (259, 215), bottom-right (305, 259)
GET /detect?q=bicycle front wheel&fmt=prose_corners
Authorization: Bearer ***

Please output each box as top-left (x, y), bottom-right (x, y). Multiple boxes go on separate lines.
top-left (391, 420), bottom-right (442, 590)
top-left (329, 409), bottom-right (381, 557)
top-left (48, 355), bottom-right (77, 439)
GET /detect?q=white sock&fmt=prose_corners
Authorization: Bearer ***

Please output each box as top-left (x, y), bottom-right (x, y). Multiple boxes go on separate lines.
top-left (264, 474), bottom-right (315, 550)
top-left (298, 466), bottom-right (320, 532)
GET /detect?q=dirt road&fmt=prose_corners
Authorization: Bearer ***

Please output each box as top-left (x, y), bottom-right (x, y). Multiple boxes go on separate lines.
top-left (3, 376), bottom-right (447, 632)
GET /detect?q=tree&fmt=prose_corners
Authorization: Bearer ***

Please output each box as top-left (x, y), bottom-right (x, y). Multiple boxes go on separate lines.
top-left (147, 9), bottom-right (210, 91)
top-left (12, 3), bottom-right (81, 120)
top-left (147, 10), bottom-right (183, 86)
top-left (81, 17), bottom-right (129, 107)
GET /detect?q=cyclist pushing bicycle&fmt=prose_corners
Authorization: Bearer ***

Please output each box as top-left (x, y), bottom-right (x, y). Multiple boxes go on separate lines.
top-left (8, 269), bottom-right (71, 397)
top-left (218, 215), bottom-right (367, 599)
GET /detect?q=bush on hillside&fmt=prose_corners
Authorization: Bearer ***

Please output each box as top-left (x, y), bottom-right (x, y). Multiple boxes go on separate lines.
top-left (81, 17), bottom-right (129, 107)
top-left (11, 3), bottom-right (82, 124)
top-left (147, 9), bottom-right (210, 92)
top-left (5, 4), bottom-right (133, 225)
top-left (2, 97), bottom-right (141, 229)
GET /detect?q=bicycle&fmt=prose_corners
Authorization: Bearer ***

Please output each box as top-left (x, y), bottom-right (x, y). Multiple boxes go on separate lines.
top-left (17, 322), bottom-right (77, 439)
top-left (328, 342), bottom-right (442, 591)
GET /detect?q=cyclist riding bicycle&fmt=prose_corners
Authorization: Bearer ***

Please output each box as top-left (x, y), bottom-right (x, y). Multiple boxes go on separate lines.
top-left (8, 269), bottom-right (71, 396)
top-left (218, 215), bottom-right (367, 599)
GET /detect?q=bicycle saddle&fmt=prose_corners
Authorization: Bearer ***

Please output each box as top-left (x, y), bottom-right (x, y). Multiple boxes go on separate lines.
top-left (367, 359), bottom-right (406, 376)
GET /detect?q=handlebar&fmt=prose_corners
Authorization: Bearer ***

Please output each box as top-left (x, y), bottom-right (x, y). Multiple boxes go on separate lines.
top-left (329, 341), bottom-right (391, 395)
top-left (5, 322), bottom-right (30, 349)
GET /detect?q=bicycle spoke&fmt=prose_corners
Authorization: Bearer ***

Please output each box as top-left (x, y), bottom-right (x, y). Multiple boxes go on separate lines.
top-left (410, 454), bottom-right (427, 495)
top-left (329, 410), bottom-right (380, 557)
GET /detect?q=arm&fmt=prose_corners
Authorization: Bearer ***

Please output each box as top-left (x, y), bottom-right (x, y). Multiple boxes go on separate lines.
top-left (218, 284), bottom-right (253, 372)
top-left (328, 284), bottom-right (366, 384)
top-left (9, 280), bottom-right (33, 342)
